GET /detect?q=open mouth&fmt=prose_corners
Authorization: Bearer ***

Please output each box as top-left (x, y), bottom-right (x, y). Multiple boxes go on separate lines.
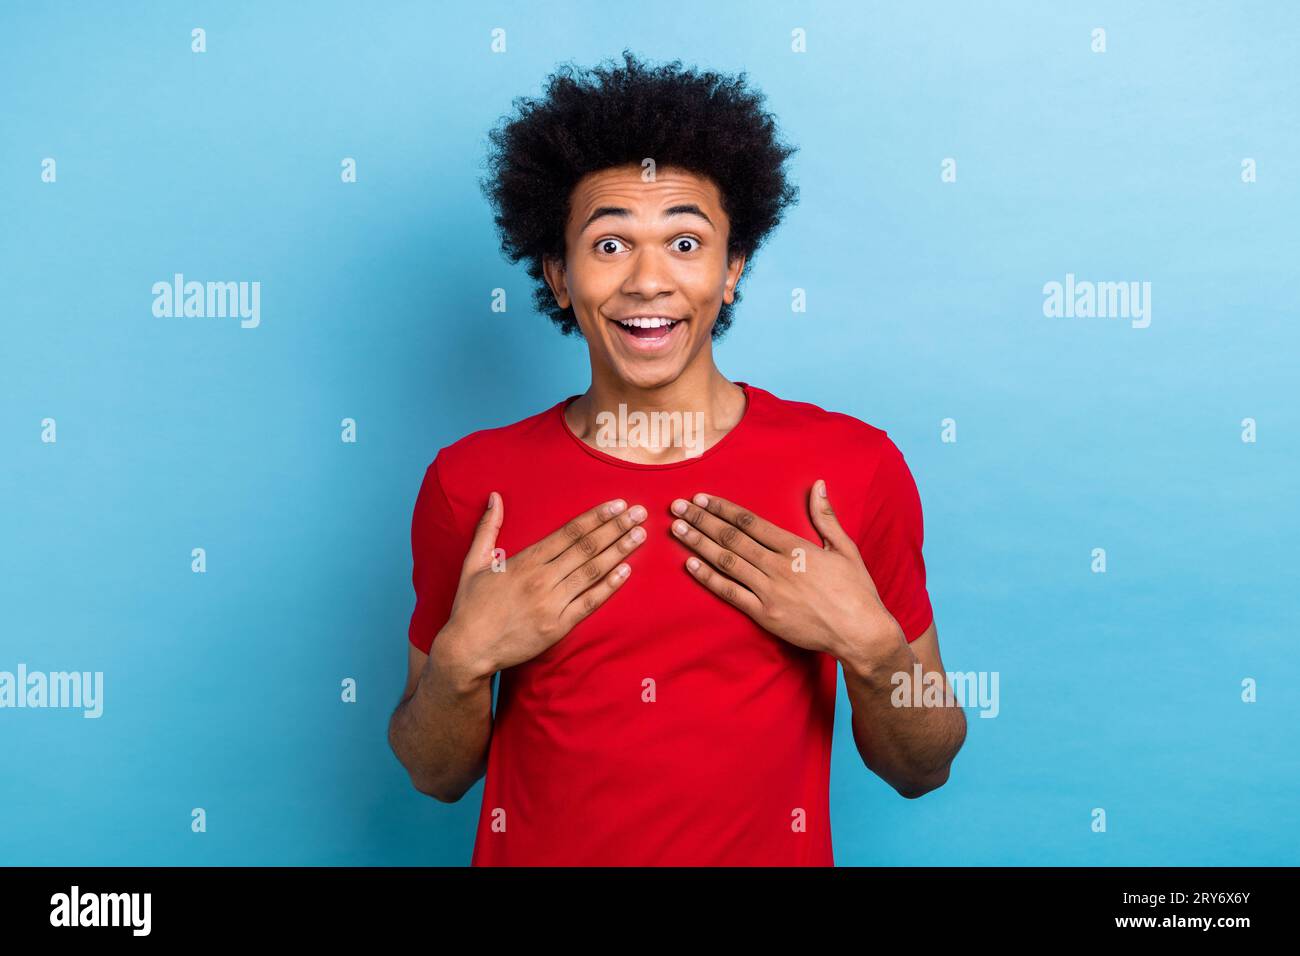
top-left (611, 315), bottom-right (686, 352)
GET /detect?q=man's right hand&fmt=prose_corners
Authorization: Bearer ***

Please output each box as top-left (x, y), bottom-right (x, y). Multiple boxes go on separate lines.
top-left (437, 493), bottom-right (647, 676)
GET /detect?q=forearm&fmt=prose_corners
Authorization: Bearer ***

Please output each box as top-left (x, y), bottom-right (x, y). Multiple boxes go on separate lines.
top-left (840, 640), bottom-right (966, 798)
top-left (388, 627), bottom-right (495, 802)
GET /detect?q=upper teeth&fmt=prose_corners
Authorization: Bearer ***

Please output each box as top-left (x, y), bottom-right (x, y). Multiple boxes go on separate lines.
top-left (617, 316), bottom-right (678, 329)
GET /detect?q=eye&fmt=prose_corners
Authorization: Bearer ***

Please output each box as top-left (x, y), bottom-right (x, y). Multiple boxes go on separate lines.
top-left (672, 236), bottom-right (700, 253)
top-left (595, 237), bottom-right (629, 255)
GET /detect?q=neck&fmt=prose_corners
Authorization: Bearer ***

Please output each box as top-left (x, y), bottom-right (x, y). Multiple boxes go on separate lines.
top-left (566, 354), bottom-right (747, 464)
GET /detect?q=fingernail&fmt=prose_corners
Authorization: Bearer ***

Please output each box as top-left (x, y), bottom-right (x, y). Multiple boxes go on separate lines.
top-left (630, 526), bottom-right (646, 543)
top-left (693, 493), bottom-right (709, 507)
top-left (609, 499), bottom-right (626, 515)
top-left (486, 492), bottom-right (495, 509)
top-left (686, 557), bottom-right (700, 571)
top-left (818, 480), bottom-right (827, 498)
top-left (673, 520), bottom-right (689, 535)
top-left (616, 563), bottom-right (630, 577)
top-left (670, 499), bottom-right (688, 516)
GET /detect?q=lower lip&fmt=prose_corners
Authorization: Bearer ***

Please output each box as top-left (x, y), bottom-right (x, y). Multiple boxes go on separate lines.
top-left (612, 320), bottom-right (685, 353)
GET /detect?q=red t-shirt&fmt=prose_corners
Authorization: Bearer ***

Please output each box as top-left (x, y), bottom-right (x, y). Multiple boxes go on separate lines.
top-left (407, 382), bottom-right (934, 866)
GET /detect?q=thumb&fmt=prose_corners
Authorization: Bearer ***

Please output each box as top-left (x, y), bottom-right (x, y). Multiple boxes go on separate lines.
top-left (809, 479), bottom-right (853, 552)
top-left (463, 491), bottom-right (505, 573)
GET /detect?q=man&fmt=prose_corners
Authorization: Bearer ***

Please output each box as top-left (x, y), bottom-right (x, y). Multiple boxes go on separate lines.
top-left (388, 51), bottom-right (966, 866)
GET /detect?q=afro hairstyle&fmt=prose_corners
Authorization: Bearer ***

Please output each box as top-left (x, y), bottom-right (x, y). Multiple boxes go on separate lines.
top-left (479, 49), bottom-right (799, 339)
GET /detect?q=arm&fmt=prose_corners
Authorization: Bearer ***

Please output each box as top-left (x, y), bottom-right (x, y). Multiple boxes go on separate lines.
top-left (839, 621), bottom-right (967, 799)
top-left (387, 632), bottom-right (496, 803)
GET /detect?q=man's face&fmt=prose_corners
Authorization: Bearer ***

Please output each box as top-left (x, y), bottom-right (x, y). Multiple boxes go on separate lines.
top-left (544, 164), bottom-right (746, 390)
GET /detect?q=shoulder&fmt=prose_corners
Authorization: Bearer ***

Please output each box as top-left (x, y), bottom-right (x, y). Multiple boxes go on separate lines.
top-left (420, 397), bottom-right (568, 506)
top-left (747, 382), bottom-right (903, 474)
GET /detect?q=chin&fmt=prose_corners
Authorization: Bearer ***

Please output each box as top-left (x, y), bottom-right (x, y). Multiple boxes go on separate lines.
top-left (611, 362), bottom-right (688, 391)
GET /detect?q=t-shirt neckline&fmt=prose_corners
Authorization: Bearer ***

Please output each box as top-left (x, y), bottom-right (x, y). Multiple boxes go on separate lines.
top-left (556, 381), bottom-right (756, 471)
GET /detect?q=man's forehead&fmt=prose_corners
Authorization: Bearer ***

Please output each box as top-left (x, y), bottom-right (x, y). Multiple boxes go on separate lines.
top-left (569, 166), bottom-right (723, 220)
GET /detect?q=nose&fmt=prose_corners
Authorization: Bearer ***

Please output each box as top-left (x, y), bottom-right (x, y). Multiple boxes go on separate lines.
top-left (620, 246), bottom-right (675, 300)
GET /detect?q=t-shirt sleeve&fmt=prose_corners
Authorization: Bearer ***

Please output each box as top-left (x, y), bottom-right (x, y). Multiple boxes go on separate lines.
top-left (853, 434), bottom-right (935, 644)
top-left (408, 453), bottom-right (467, 655)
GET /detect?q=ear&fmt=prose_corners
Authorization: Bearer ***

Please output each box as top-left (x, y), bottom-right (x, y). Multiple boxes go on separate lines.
top-left (723, 252), bottom-right (747, 304)
top-left (542, 255), bottom-right (571, 309)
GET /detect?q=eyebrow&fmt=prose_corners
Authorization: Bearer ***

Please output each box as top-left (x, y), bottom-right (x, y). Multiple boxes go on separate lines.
top-left (578, 203), bottom-right (714, 234)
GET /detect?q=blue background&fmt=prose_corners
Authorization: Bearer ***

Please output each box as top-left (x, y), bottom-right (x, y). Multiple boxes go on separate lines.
top-left (1, 0), bottom-right (1296, 865)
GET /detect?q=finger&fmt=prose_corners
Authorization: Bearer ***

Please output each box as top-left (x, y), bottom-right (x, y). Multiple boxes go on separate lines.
top-left (558, 521), bottom-right (647, 598)
top-left (688, 493), bottom-right (801, 553)
top-left (558, 561), bottom-right (632, 631)
top-left (669, 516), bottom-right (767, 592)
top-left (547, 504), bottom-right (647, 582)
top-left (532, 499), bottom-right (628, 563)
top-left (683, 556), bottom-right (764, 618)
top-left (670, 497), bottom-right (773, 569)
top-left (808, 479), bottom-right (856, 552)
top-left (462, 491), bottom-right (505, 575)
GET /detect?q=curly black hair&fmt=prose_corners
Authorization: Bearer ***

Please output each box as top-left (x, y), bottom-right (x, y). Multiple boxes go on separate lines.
top-left (480, 50), bottom-right (799, 339)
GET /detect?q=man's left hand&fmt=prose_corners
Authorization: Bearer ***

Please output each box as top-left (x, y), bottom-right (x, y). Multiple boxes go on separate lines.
top-left (669, 481), bottom-right (908, 667)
